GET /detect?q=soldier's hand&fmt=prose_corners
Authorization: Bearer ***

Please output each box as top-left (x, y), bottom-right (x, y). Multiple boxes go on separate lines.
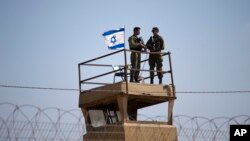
top-left (136, 43), bottom-right (142, 47)
top-left (140, 43), bottom-right (145, 48)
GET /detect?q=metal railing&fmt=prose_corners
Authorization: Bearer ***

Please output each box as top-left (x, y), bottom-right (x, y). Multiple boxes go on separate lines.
top-left (78, 49), bottom-right (175, 96)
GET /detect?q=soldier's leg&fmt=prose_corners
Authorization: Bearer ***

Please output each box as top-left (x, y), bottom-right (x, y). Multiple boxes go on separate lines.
top-left (135, 53), bottom-right (141, 82)
top-left (156, 55), bottom-right (163, 84)
top-left (149, 55), bottom-right (156, 84)
top-left (130, 52), bottom-right (136, 82)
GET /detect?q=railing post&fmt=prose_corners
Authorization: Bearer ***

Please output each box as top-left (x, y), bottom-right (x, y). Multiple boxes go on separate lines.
top-left (78, 64), bottom-right (81, 94)
top-left (168, 52), bottom-right (175, 125)
top-left (124, 49), bottom-right (128, 94)
top-left (168, 52), bottom-right (175, 96)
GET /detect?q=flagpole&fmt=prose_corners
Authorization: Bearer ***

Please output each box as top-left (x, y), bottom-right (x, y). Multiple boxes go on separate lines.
top-left (124, 25), bottom-right (126, 49)
top-left (123, 26), bottom-right (128, 94)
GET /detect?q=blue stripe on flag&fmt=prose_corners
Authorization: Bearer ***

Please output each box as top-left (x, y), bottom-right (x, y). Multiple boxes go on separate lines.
top-left (108, 43), bottom-right (125, 49)
top-left (103, 28), bottom-right (125, 36)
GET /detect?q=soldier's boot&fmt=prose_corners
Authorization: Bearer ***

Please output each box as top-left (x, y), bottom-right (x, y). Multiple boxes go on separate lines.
top-left (150, 78), bottom-right (154, 84)
top-left (134, 76), bottom-right (139, 83)
top-left (159, 78), bottom-right (162, 84)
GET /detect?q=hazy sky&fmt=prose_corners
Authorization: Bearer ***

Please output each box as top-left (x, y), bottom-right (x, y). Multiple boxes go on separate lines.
top-left (0, 0), bottom-right (250, 119)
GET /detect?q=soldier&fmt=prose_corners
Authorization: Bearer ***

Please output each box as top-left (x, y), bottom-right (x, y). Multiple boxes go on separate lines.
top-left (128, 27), bottom-right (144, 82)
top-left (146, 27), bottom-right (165, 84)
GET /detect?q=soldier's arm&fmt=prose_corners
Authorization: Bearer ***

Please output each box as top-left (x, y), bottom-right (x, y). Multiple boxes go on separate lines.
top-left (146, 38), bottom-right (153, 51)
top-left (160, 36), bottom-right (165, 50)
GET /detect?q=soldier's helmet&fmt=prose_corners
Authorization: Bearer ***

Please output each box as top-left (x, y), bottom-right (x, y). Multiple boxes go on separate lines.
top-left (152, 27), bottom-right (159, 32)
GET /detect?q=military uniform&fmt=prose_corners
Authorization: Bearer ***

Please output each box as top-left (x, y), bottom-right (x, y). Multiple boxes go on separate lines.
top-left (146, 35), bottom-right (165, 84)
top-left (128, 35), bottom-right (142, 82)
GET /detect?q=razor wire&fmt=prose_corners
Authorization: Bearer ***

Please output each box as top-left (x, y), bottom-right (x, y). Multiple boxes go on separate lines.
top-left (0, 102), bottom-right (249, 141)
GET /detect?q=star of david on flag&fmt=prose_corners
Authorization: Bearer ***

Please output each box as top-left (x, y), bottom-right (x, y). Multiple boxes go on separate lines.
top-left (102, 27), bottom-right (125, 49)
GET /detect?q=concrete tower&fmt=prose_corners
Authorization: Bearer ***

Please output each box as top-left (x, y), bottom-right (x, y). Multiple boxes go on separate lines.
top-left (78, 49), bottom-right (177, 141)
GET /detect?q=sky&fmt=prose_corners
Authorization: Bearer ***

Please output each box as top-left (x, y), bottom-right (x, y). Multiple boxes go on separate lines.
top-left (0, 0), bottom-right (250, 120)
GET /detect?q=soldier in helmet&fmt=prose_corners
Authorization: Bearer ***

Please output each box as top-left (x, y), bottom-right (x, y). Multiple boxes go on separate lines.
top-left (128, 27), bottom-right (144, 82)
top-left (146, 27), bottom-right (165, 84)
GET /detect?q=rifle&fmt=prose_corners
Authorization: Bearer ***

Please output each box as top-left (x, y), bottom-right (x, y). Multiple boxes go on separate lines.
top-left (138, 36), bottom-right (147, 52)
top-left (150, 36), bottom-right (160, 52)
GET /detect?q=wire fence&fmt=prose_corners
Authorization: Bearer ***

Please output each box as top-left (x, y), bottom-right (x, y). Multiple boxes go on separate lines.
top-left (0, 102), bottom-right (249, 141)
top-left (1, 84), bottom-right (250, 94)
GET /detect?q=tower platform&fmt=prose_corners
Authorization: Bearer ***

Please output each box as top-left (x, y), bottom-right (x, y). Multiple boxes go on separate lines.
top-left (79, 82), bottom-right (175, 110)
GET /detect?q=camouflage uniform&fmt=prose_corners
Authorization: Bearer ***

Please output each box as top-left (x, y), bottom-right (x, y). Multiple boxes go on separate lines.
top-left (128, 35), bottom-right (142, 82)
top-left (146, 35), bottom-right (165, 83)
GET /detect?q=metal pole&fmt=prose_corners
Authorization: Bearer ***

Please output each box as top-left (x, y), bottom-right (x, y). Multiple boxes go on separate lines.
top-left (168, 52), bottom-right (175, 125)
top-left (78, 64), bottom-right (81, 94)
top-left (82, 69), bottom-right (122, 82)
top-left (79, 49), bottom-right (124, 65)
top-left (124, 49), bottom-right (128, 94)
top-left (123, 26), bottom-right (128, 94)
top-left (168, 52), bottom-right (175, 95)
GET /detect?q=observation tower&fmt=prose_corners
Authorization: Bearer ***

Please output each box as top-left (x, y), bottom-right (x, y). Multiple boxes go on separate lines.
top-left (78, 49), bottom-right (177, 141)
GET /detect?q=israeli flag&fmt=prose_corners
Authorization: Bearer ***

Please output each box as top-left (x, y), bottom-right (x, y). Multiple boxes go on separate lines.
top-left (102, 28), bottom-right (125, 49)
